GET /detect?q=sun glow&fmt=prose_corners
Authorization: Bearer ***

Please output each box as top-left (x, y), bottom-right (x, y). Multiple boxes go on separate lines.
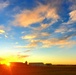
top-left (1, 62), bottom-right (11, 67)
top-left (5, 63), bottom-right (11, 66)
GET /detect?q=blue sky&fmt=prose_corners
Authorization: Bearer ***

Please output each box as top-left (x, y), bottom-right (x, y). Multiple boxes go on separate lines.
top-left (0, 0), bottom-right (76, 64)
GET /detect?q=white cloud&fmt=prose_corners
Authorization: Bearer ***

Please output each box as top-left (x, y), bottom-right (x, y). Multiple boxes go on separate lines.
top-left (0, 1), bottom-right (9, 10)
top-left (0, 29), bottom-right (5, 34)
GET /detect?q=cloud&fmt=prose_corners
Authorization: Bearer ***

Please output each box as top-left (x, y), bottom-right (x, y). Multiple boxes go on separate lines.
top-left (0, 29), bottom-right (5, 34)
top-left (41, 39), bottom-right (76, 48)
top-left (31, 20), bottom-right (56, 31)
top-left (15, 40), bottom-right (38, 48)
top-left (55, 26), bottom-right (67, 34)
top-left (0, 25), bottom-right (5, 29)
top-left (0, 1), bottom-right (9, 10)
top-left (0, 25), bottom-right (10, 38)
top-left (70, 5), bottom-right (76, 11)
top-left (22, 32), bottom-right (50, 40)
top-left (23, 50), bottom-right (31, 52)
top-left (20, 32), bottom-right (76, 48)
top-left (0, 55), bottom-right (28, 63)
top-left (16, 55), bottom-right (29, 59)
top-left (17, 37), bottom-right (76, 48)
top-left (65, 0), bottom-right (76, 24)
top-left (41, 33), bottom-right (76, 48)
top-left (22, 34), bottom-right (37, 40)
top-left (0, 25), bottom-right (11, 32)
top-left (54, 24), bottom-right (76, 34)
top-left (61, 10), bottom-right (76, 25)
top-left (69, 10), bottom-right (76, 22)
top-left (40, 32), bottom-right (50, 36)
top-left (13, 3), bottom-right (59, 27)
top-left (4, 35), bottom-right (8, 38)
top-left (69, 0), bottom-right (76, 10)
top-left (25, 41), bottom-right (38, 48)
top-left (0, 51), bottom-right (29, 63)
top-left (12, 0), bottom-right (76, 50)
top-left (15, 42), bottom-right (19, 44)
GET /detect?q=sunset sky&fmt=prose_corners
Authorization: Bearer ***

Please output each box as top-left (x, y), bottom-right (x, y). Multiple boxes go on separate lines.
top-left (0, 0), bottom-right (76, 64)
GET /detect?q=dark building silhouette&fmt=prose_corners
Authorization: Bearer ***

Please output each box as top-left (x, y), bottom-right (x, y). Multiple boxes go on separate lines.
top-left (46, 63), bottom-right (52, 66)
top-left (29, 62), bottom-right (44, 66)
top-left (10, 61), bottom-right (28, 67)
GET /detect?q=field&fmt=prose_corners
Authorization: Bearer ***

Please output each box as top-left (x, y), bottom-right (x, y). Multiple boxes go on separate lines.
top-left (0, 64), bottom-right (76, 75)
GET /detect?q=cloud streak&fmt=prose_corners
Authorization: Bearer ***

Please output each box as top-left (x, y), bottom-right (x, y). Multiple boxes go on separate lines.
top-left (0, 51), bottom-right (29, 63)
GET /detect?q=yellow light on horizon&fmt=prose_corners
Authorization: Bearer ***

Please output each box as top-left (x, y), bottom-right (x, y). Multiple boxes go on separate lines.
top-left (5, 63), bottom-right (11, 67)
top-left (1, 62), bottom-right (11, 67)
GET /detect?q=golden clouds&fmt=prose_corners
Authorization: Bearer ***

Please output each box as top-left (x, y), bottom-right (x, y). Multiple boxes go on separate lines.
top-left (0, 29), bottom-right (5, 34)
top-left (16, 38), bottom-right (76, 49)
top-left (15, 40), bottom-right (38, 48)
top-left (13, 4), bottom-right (59, 27)
top-left (40, 39), bottom-right (76, 48)
top-left (40, 32), bottom-right (50, 36)
top-left (45, 8), bottom-right (59, 19)
top-left (14, 10), bottom-right (44, 27)
top-left (12, 1), bottom-right (76, 49)
top-left (65, 10), bottom-right (76, 24)
top-left (69, 10), bottom-right (76, 22)
top-left (28, 39), bottom-right (76, 48)
top-left (25, 41), bottom-right (38, 48)
top-left (22, 32), bottom-right (50, 40)
top-left (22, 34), bottom-right (37, 40)
top-left (18, 32), bottom-right (50, 48)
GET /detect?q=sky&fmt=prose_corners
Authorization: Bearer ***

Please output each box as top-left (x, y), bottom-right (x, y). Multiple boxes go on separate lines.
top-left (0, 0), bottom-right (76, 64)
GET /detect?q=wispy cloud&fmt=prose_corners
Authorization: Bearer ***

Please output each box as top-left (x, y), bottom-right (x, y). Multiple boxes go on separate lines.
top-left (40, 39), bottom-right (76, 48)
top-left (0, 51), bottom-right (29, 63)
top-left (69, 0), bottom-right (76, 10)
top-left (15, 40), bottom-right (38, 48)
top-left (22, 32), bottom-right (50, 40)
top-left (63, 0), bottom-right (76, 25)
top-left (0, 1), bottom-right (9, 10)
top-left (62, 10), bottom-right (76, 25)
top-left (16, 37), bottom-right (76, 49)
top-left (31, 20), bottom-right (56, 31)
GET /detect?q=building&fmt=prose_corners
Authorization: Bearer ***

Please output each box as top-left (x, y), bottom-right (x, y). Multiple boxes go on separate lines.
top-left (45, 63), bottom-right (52, 66)
top-left (29, 62), bottom-right (44, 66)
top-left (10, 61), bottom-right (28, 66)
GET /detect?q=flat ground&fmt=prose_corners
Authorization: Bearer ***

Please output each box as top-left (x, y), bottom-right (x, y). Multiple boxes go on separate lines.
top-left (0, 65), bottom-right (76, 75)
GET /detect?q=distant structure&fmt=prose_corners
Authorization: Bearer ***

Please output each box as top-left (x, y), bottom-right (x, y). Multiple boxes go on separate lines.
top-left (10, 61), bottom-right (28, 66)
top-left (9, 61), bottom-right (52, 67)
top-left (24, 61), bottom-right (28, 65)
top-left (29, 62), bottom-right (44, 66)
top-left (45, 63), bottom-right (52, 66)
